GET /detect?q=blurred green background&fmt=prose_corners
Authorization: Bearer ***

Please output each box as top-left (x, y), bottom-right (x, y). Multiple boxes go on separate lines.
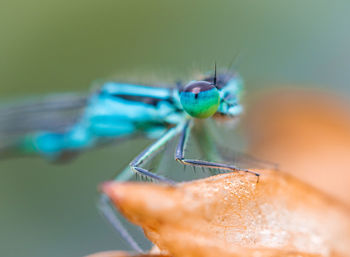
top-left (1, 1), bottom-right (350, 256)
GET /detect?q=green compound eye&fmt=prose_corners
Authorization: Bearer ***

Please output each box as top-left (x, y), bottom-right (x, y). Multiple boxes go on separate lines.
top-left (180, 81), bottom-right (220, 119)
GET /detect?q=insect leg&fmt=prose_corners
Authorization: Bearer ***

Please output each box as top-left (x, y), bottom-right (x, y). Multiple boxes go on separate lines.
top-left (129, 123), bottom-right (186, 184)
top-left (97, 122), bottom-right (185, 251)
top-left (175, 119), bottom-right (260, 181)
top-left (98, 194), bottom-right (143, 252)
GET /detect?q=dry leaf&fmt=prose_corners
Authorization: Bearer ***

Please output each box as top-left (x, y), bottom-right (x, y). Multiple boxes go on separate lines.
top-left (244, 89), bottom-right (350, 205)
top-left (102, 170), bottom-right (350, 257)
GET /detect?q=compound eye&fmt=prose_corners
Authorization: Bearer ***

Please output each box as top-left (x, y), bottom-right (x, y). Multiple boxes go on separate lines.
top-left (180, 81), bottom-right (220, 118)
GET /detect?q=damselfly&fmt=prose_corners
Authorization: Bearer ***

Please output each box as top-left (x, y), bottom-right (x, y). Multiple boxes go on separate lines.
top-left (0, 67), bottom-right (266, 252)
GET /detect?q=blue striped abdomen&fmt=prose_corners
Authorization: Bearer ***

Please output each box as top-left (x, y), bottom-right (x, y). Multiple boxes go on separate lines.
top-left (25, 84), bottom-right (183, 158)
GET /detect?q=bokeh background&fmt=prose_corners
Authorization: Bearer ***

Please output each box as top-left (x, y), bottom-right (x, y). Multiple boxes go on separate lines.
top-left (1, 1), bottom-right (350, 257)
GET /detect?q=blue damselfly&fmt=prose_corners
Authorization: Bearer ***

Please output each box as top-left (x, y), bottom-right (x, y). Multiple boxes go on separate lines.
top-left (0, 67), bottom-right (271, 252)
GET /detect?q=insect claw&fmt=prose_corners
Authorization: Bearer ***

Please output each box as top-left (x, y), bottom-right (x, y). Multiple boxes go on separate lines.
top-left (256, 174), bottom-right (260, 184)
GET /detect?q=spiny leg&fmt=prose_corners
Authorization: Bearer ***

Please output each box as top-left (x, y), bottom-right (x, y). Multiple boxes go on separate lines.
top-left (175, 119), bottom-right (260, 182)
top-left (129, 123), bottom-right (187, 184)
top-left (98, 123), bottom-right (184, 251)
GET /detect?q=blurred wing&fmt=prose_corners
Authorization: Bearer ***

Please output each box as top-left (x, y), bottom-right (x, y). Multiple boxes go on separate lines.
top-left (0, 93), bottom-right (88, 155)
top-left (217, 145), bottom-right (279, 171)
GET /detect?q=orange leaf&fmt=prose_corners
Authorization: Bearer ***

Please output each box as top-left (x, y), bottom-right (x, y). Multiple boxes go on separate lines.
top-left (103, 170), bottom-right (350, 257)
